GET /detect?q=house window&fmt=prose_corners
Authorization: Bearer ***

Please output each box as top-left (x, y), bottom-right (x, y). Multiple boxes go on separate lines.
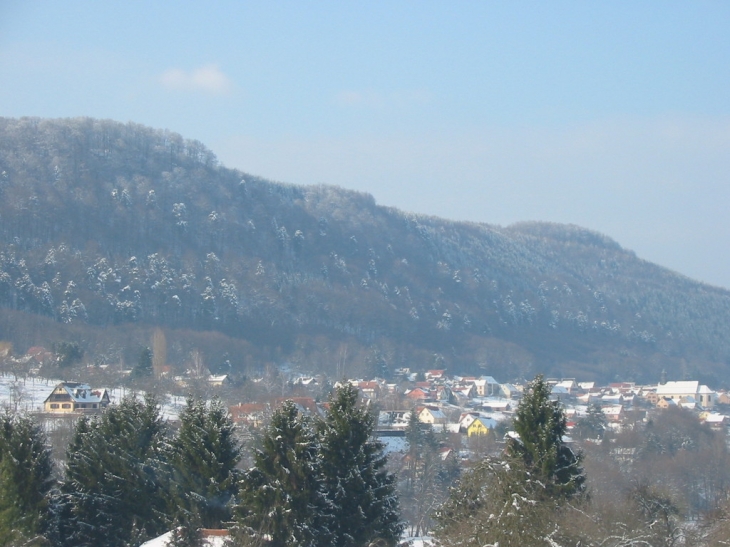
top-left (50, 404), bottom-right (59, 409)
top-left (92, 404), bottom-right (97, 408)
top-left (62, 404), bottom-right (71, 409)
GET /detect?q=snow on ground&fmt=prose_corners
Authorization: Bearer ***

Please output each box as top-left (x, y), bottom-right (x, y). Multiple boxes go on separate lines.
top-left (140, 530), bottom-right (227, 547)
top-left (0, 374), bottom-right (188, 421)
top-left (378, 434), bottom-right (408, 455)
top-left (401, 535), bottom-right (436, 546)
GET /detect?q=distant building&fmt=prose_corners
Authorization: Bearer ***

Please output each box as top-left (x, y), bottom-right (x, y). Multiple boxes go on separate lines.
top-left (418, 405), bottom-right (448, 425)
top-left (467, 416), bottom-right (496, 437)
top-left (229, 403), bottom-right (268, 428)
top-left (43, 382), bottom-right (110, 414)
top-left (655, 381), bottom-right (716, 408)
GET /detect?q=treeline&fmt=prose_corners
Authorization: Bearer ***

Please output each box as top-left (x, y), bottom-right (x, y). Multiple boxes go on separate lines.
top-left (2, 117), bottom-right (730, 383)
top-left (0, 385), bottom-right (401, 547)
top-left (5, 377), bottom-right (730, 546)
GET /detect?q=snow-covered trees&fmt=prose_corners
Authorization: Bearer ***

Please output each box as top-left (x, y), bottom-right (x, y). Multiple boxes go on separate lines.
top-left (232, 385), bottom-right (402, 547)
top-left (0, 413), bottom-right (53, 546)
top-left (318, 384), bottom-right (403, 547)
top-left (58, 395), bottom-right (169, 547)
top-left (166, 396), bottom-right (241, 529)
top-left (232, 401), bottom-right (329, 547)
top-left (507, 374), bottom-right (585, 498)
top-left (435, 375), bottom-right (584, 547)
top-left (435, 456), bottom-right (562, 547)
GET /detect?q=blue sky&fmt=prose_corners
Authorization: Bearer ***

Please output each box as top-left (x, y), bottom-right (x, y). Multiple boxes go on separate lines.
top-left (2, 2), bottom-right (730, 288)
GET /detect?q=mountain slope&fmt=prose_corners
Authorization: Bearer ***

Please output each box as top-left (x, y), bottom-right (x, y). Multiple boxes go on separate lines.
top-left (1, 117), bottom-right (728, 384)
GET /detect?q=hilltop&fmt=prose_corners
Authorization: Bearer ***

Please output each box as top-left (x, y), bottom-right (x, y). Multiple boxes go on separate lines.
top-left (1, 117), bottom-right (729, 385)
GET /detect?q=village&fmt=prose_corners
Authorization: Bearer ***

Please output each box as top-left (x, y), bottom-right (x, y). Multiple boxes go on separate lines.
top-left (3, 361), bottom-right (726, 464)
top-left (3, 347), bottom-right (730, 546)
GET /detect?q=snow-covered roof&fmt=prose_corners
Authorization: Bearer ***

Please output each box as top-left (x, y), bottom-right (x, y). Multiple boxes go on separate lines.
top-left (44, 382), bottom-right (109, 405)
top-left (656, 381), bottom-right (699, 396)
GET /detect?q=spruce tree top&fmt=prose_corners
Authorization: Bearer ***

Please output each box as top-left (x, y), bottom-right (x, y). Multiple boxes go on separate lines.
top-left (508, 375), bottom-right (585, 497)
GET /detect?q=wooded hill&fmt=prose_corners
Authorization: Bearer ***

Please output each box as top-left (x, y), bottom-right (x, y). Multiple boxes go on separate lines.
top-left (1, 117), bottom-right (729, 385)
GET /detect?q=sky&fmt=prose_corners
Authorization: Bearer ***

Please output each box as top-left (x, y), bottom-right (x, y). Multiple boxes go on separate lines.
top-left (1, 2), bottom-right (729, 288)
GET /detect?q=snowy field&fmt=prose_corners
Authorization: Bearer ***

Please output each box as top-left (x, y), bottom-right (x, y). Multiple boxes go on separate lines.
top-left (0, 374), bottom-right (188, 420)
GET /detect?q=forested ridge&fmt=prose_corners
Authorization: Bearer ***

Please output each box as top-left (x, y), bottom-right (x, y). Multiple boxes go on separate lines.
top-left (1, 116), bottom-right (729, 384)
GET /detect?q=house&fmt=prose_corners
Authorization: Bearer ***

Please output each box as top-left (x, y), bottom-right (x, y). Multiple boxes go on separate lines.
top-left (555, 379), bottom-right (578, 393)
top-left (405, 387), bottom-right (431, 401)
top-left (601, 405), bottom-right (624, 423)
top-left (656, 396), bottom-right (678, 409)
top-left (550, 385), bottom-right (571, 402)
top-left (480, 399), bottom-right (511, 412)
top-left (467, 416), bottom-right (496, 437)
top-left (358, 381), bottom-right (381, 400)
top-left (458, 412), bottom-right (481, 431)
top-left (452, 384), bottom-right (476, 402)
top-left (601, 393), bottom-right (624, 406)
top-left (425, 369), bottom-right (446, 381)
top-left (434, 385), bottom-right (454, 403)
top-left (472, 376), bottom-right (501, 397)
top-left (43, 382), bottom-right (110, 413)
top-left (418, 405), bottom-right (448, 425)
top-left (716, 391), bottom-right (730, 405)
top-left (700, 412), bottom-right (727, 429)
top-left (208, 374), bottom-right (230, 387)
top-left (643, 390), bottom-right (660, 406)
top-left (499, 383), bottom-right (522, 400)
top-left (228, 403), bottom-right (268, 428)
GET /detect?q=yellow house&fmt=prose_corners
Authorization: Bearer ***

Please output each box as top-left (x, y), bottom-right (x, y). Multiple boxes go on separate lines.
top-left (43, 382), bottom-right (110, 413)
top-left (467, 416), bottom-right (495, 437)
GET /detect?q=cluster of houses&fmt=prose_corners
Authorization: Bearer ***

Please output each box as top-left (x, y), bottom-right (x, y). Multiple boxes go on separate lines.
top-left (37, 371), bottom-right (730, 441)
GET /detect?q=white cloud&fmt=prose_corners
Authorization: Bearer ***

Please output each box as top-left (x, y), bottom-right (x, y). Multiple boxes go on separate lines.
top-left (159, 64), bottom-right (232, 95)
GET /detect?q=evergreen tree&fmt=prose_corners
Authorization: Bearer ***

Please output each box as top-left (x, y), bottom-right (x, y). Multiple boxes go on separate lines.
top-left (166, 396), bottom-right (241, 529)
top-left (0, 413), bottom-right (54, 546)
top-left (573, 402), bottom-right (607, 441)
top-left (434, 457), bottom-right (559, 547)
top-left (131, 346), bottom-right (153, 379)
top-left (58, 395), bottom-right (168, 547)
top-left (317, 384), bottom-right (402, 547)
top-left (507, 375), bottom-right (585, 497)
top-left (232, 400), bottom-right (329, 547)
top-left (168, 514), bottom-right (203, 547)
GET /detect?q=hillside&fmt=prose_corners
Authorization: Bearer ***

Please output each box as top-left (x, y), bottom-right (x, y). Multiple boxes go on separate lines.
top-left (1, 117), bottom-right (729, 385)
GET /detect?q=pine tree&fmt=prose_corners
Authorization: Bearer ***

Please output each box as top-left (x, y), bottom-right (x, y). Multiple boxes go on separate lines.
top-left (317, 384), bottom-right (402, 547)
top-left (166, 396), bottom-right (241, 529)
top-left (507, 374), bottom-right (585, 497)
top-left (0, 413), bottom-right (54, 546)
top-left (573, 402), bottom-right (607, 440)
top-left (232, 400), bottom-right (329, 547)
top-left (58, 395), bottom-right (168, 547)
top-left (434, 457), bottom-right (559, 547)
top-left (131, 346), bottom-right (153, 379)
